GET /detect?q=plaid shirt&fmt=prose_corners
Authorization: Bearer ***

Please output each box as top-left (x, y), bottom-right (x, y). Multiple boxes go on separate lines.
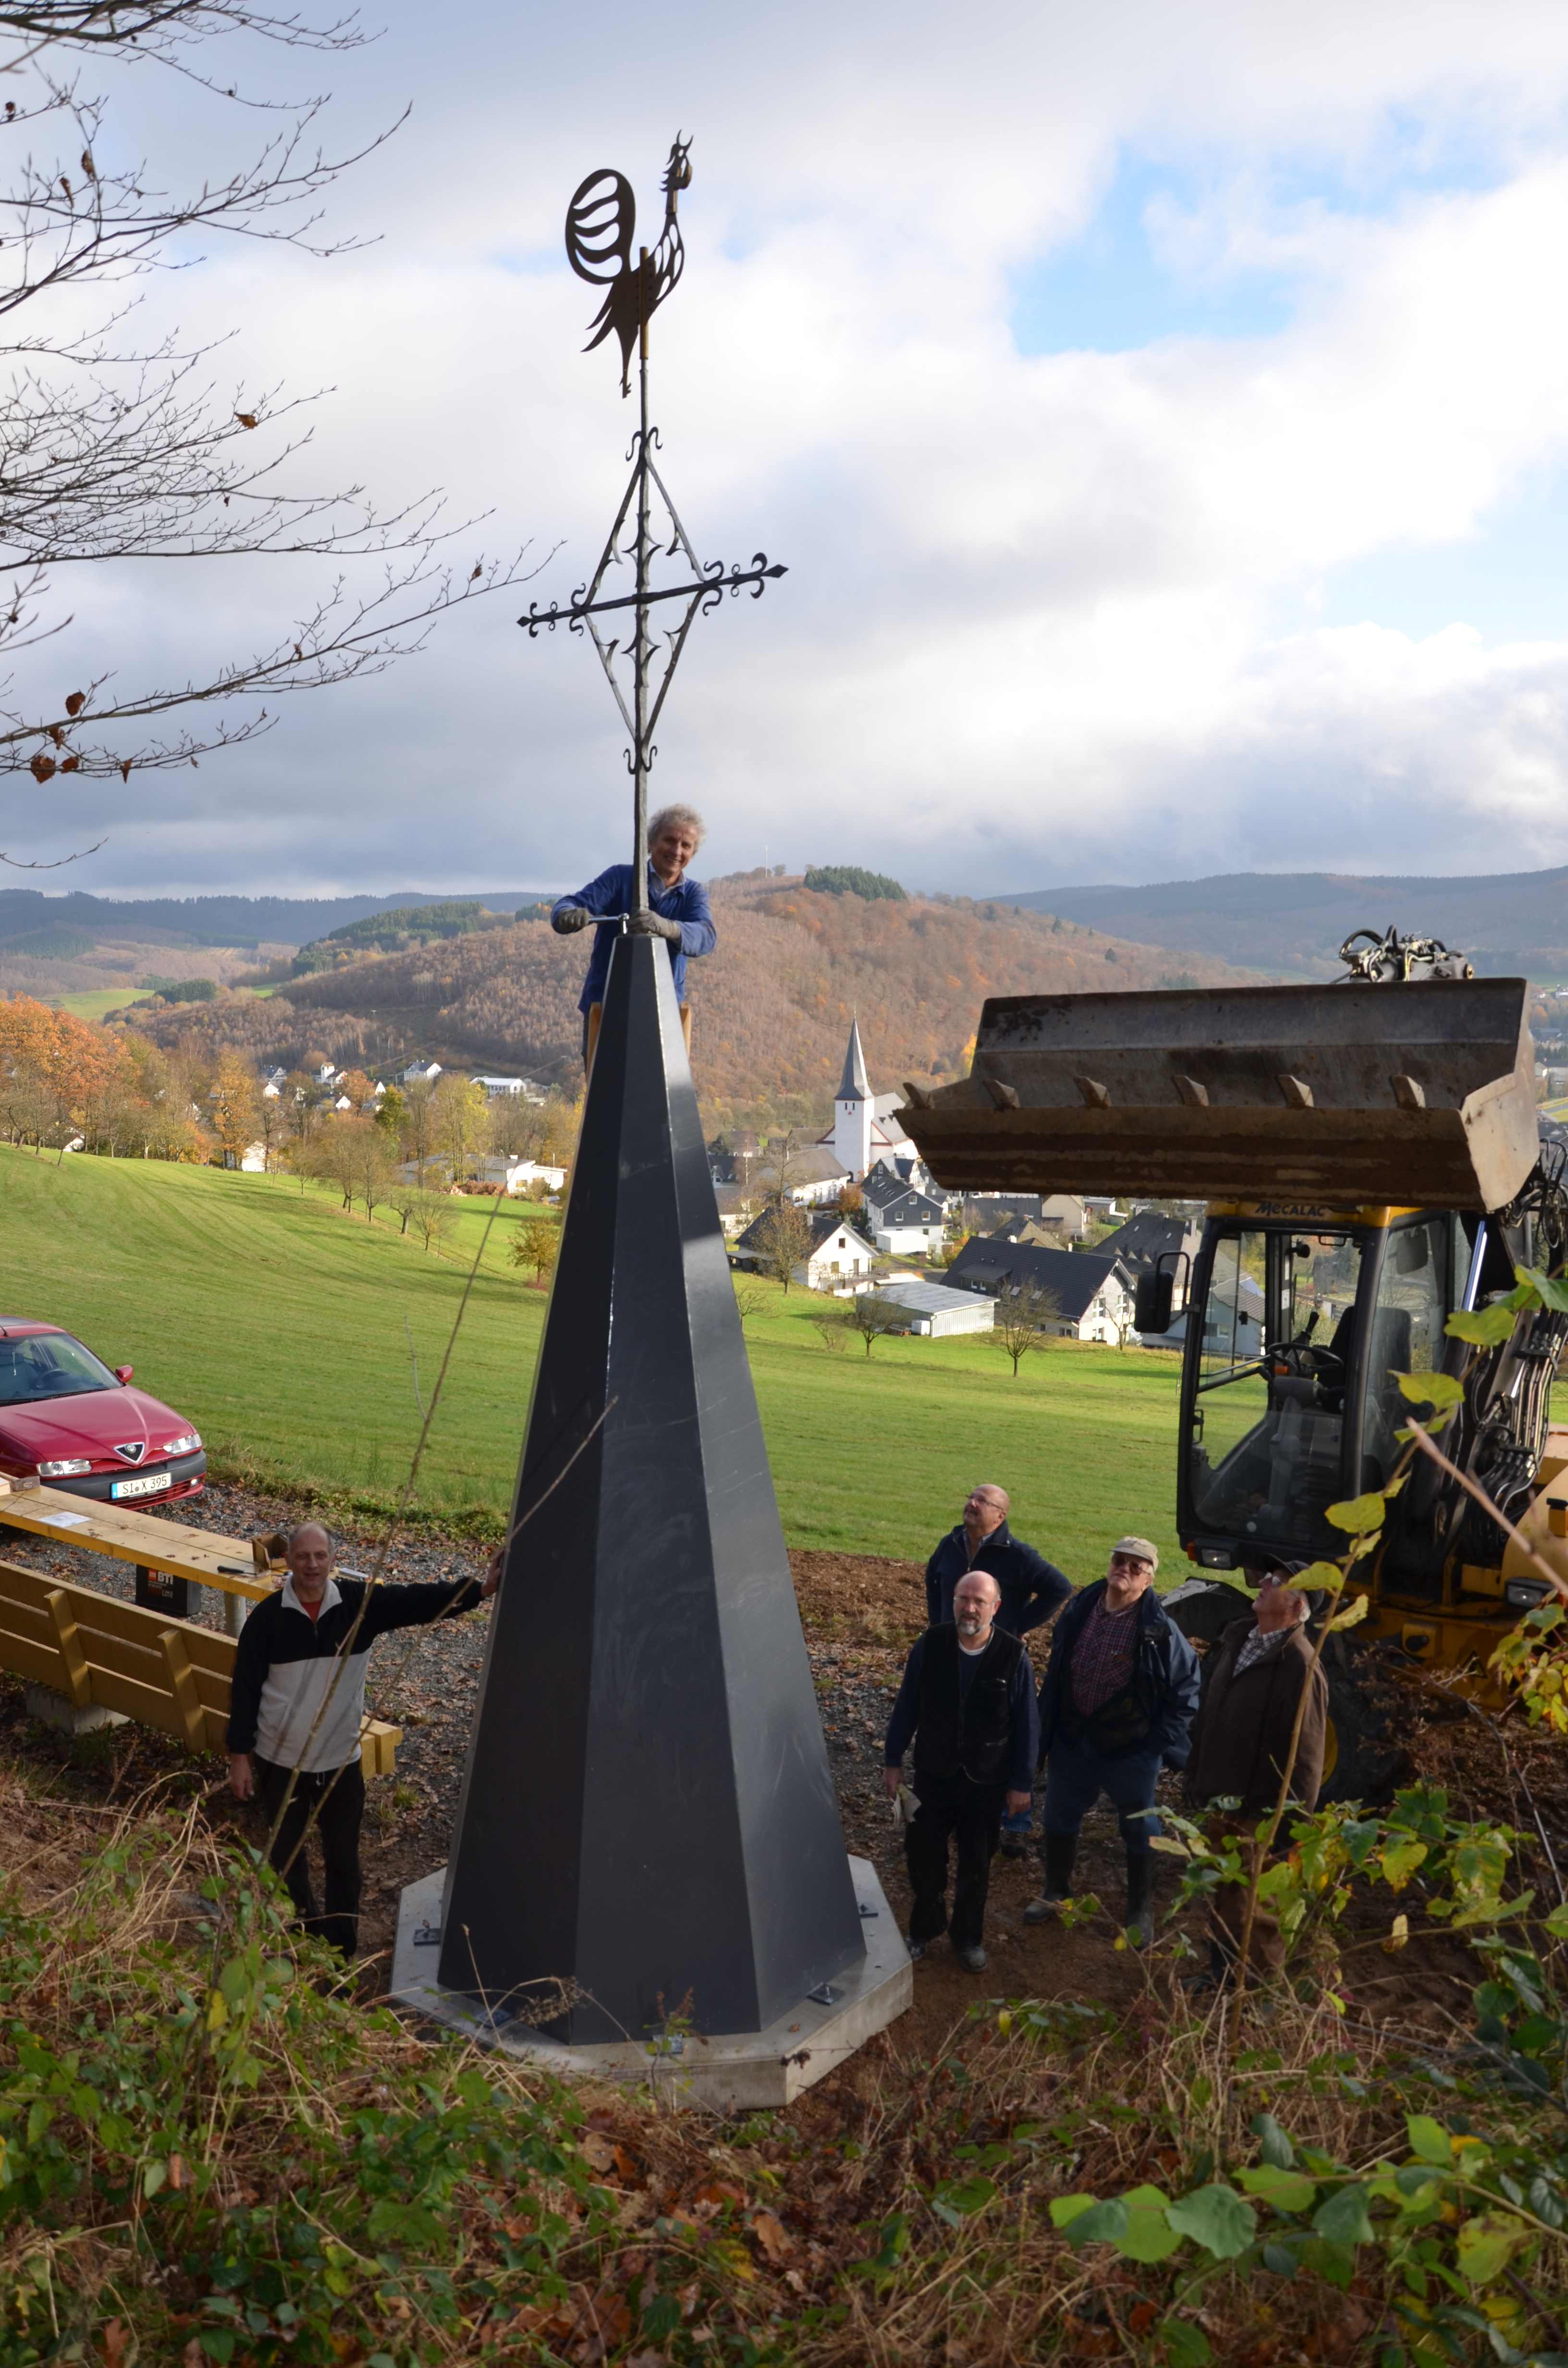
top-left (1070, 1594), bottom-right (1140, 1718)
top-left (1234, 1624), bottom-right (1289, 1678)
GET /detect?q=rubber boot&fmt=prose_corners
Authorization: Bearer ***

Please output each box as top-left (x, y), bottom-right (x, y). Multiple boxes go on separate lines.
top-left (1022, 1832), bottom-right (1077, 1924)
top-left (1124, 1850), bottom-right (1154, 1949)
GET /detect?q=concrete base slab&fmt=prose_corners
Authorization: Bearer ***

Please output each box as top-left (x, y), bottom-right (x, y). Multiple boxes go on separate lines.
top-left (25, 1684), bottom-right (127, 1737)
top-left (389, 1854), bottom-right (911, 2111)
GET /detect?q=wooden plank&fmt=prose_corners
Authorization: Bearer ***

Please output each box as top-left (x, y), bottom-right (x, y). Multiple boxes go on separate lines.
top-left (45, 1591), bottom-right (91, 1710)
top-left (159, 1631), bottom-right (208, 1751)
top-left (0, 1490), bottom-right (268, 1601)
top-left (0, 1564), bottom-right (236, 1672)
top-left (360, 1721), bottom-right (402, 1777)
top-left (0, 1633), bottom-right (72, 1692)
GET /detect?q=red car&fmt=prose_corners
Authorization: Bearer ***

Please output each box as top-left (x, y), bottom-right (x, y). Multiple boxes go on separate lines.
top-left (0, 1320), bottom-right (205, 1506)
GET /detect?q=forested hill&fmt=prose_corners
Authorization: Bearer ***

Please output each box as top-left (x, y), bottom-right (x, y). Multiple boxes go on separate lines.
top-left (991, 864), bottom-right (1568, 979)
top-left (131, 880), bottom-right (1262, 1131)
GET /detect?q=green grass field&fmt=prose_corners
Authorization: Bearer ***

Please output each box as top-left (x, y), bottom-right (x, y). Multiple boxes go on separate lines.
top-left (49, 988), bottom-right (140, 1021)
top-left (0, 1146), bottom-right (1187, 1575)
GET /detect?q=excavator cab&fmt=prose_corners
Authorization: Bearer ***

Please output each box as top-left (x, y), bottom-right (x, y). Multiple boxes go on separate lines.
top-left (896, 958), bottom-right (1568, 1795)
top-left (1169, 1209), bottom-right (1467, 1569)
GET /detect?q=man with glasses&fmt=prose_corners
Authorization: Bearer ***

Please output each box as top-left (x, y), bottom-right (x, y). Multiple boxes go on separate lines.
top-left (923, 1482), bottom-right (1070, 1857)
top-left (1024, 1536), bottom-right (1199, 1947)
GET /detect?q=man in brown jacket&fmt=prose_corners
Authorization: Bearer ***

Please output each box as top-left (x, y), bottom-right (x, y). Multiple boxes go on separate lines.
top-left (1186, 1555), bottom-right (1329, 1982)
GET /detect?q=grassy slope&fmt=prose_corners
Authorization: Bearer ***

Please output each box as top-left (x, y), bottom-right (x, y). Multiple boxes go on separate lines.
top-left (49, 987), bottom-right (138, 1020)
top-left (0, 1147), bottom-right (1185, 1574)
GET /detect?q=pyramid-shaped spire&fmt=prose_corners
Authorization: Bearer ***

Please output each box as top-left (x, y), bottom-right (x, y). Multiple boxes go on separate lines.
top-left (837, 1017), bottom-right (871, 1103)
top-left (437, 935), bottom-right (863, 2042)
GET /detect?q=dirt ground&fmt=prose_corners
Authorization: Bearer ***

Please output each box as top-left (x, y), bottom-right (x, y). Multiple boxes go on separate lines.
top-left (3, 1488), bottom-right (1565, 2059)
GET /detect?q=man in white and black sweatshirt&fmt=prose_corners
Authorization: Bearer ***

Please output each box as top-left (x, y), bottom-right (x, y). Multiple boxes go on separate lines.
top-left (227, 1522), bottom-right (500, 1955)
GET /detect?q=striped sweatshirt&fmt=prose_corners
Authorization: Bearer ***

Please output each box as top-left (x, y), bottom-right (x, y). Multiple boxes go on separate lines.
top-left (227, 1571), bottom-right (484, 1773)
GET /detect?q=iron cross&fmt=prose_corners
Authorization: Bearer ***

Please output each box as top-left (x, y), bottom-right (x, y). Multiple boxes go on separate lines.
top-left (518, 136), bottom-right (786, 915)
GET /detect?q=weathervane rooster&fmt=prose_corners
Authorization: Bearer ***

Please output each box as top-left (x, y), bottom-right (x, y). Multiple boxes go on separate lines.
top-left (566, 135), bottom-right (693, 396)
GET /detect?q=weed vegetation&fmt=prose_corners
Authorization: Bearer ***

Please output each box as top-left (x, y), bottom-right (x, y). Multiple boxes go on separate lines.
top-left (0, 1145), bottom-right (1183, 1570)
top-left (2, 1764), bottom-right (1565, 2366)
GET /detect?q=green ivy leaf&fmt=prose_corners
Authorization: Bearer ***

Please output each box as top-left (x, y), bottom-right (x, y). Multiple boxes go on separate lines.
top-left (1329, 1593), bottom-right (1371, 1632)
top-left (931, 2174), bottom-right (997, 2226)
top-left (1378, 1839), bottom-right (1429, 1890)
top-left (1545, 1903), bottom-right (1568, 1938)
top-left (1326, 1492), bottom-right (1387, 1533)
top-left (1396, 1369), bottom-right (1465, 1409)
top-left (1165, 2183), bottom-right (1257, 2260)
top-left (1056, 2195), bottom-right (1128, 2246)
top-left (1236, 2164), bottom-right (1317, 2212)
top-left (1515, 1264), bottom-right (1568, 1314)
top-left (1455, 2208), bottom-right (1528, 2286)
top-left (1114, 2185), bottom-right (1183, 2263)
top-left (1158, 2322), bottom-right (1213, 2367)
top-left (1287, 1560), bottom-right (1347, 1597)
top-left (1311, 2183), bottom-right (1374, 2247)
top-left (1445, 1303), bottom-right (1519, 1347)
top-left (1405, 2115), bottom-right (1452, 2166)
top-left (1251, 2111), bottom-right (1295, 2168)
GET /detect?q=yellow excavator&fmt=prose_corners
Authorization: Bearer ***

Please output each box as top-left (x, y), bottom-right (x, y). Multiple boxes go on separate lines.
top-left (897, 929), bottom-right (1568, 1798)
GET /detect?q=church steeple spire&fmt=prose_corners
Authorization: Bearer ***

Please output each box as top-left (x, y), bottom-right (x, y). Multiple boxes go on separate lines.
top-left (836, 1016), bottom-right (871, 1103)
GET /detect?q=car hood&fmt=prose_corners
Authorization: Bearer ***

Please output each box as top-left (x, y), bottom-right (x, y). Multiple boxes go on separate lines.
top-left (0, 1385), bottom-right (193, 1463)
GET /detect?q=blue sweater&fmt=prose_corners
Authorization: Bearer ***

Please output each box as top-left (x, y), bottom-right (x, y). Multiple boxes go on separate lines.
top-left (924, 1521), bottom-right (1072, 1636)
top-left (552, 863), bottom-right (717, 1013)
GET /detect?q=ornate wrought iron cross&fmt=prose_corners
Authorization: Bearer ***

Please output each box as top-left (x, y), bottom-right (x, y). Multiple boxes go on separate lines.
top-left (518, 136), bottom-right (786, 916)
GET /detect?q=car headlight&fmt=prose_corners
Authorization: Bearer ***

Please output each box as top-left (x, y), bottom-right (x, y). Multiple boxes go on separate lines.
top-left (165, 1433), bottom-right (201, 1457)
top-left (37, 1458), bottom-right (91, 1478)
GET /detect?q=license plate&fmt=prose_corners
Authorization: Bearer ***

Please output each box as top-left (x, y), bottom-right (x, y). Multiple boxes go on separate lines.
top-left (111, 1471), bottom-right (172, 1501)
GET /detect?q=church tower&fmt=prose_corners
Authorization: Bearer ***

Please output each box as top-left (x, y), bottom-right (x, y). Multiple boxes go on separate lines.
top-left (833, 1019), bottom-right (874, 1181)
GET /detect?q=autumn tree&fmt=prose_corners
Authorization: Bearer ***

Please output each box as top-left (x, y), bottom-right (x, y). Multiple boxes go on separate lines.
top-left (844, 1293), bottom-right (901, 1357)
top-left (508, 1219), bottom-right (558, 1287)
top-left (336, 1116), bottom-right (395, 1221)
top-left (0, 1), bottom-right (538, 819)
top-left (431, 1073), bottom-right (490, 1183)
top-left (752, 1199), bottom-right (813, 1294)
top-left (210, 1051), bottom-right (260, 1166)
top-left (988, 1282), bottom-right (1062, 1377)
top-left (407, 1190), bottom-right (456, 1254)
top-left (399, 1078), bottom-right (438, 1184)
top-left (376, 1085), bottom-right (407, 1143)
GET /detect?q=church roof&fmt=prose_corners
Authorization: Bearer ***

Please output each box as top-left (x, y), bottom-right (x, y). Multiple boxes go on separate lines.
top-left (836, 1019), bottom-right (871, 1102)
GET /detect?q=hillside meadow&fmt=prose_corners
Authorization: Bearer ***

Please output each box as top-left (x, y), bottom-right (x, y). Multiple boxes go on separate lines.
top-left (0, 1146), bottom-right (1186, 1574)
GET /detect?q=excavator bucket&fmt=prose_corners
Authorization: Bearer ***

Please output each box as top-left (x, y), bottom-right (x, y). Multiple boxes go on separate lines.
top-left (897, 978), bottom-right (1540, 1213)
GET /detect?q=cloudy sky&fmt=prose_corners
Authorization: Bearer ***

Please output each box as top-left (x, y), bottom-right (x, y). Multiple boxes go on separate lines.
top-left (14, 0), bottom-right (1568, 899)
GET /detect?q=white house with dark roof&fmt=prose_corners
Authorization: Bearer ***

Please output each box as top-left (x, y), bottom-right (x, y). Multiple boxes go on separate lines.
top-left (946, 1238), bottom-right (1138, 1344)
top-left (860, 1171), bottom-right (947, 1256)
top-left (732, 1207), bottom-right (876, 1292)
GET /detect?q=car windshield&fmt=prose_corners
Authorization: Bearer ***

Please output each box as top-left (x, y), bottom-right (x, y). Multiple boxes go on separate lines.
top-left (1186, 1228), bottom-right (1366, 1557)
top-left (0, 1332), bottom-right (118, 1406)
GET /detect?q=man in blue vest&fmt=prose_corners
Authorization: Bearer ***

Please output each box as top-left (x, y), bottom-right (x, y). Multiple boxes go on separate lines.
top-left (924, 1483), bottom-right (1071, 1857)
top-left (551, 803), bottom-right (717, 1060)
top-left (883, 1569), bottom-right (1039, 1973)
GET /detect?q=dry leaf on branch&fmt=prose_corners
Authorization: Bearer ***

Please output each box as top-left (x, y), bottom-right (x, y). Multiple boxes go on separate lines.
top-left (64, 691), bottom-right (85, 716)
top-left (235, 413), bottom-right (258, 430)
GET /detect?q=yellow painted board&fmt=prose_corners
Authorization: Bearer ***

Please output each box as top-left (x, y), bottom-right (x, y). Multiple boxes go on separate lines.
top-left (0, 1489), bottom-right (268, 1599)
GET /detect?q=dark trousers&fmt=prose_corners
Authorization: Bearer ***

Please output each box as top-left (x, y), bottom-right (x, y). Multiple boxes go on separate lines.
top-left (1042, 1736), bottom-right (1163, 1859)
top-left (255, 1753), bottom-right (365, 1956)
top-left (905, 1771), bottom-right (1004, 1949)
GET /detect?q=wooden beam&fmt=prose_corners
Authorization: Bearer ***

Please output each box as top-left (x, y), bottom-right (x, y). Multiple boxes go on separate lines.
top-left (45, 1590), bottom-right (91, 1710)
top-left (159, 1630), bottom-right (208, 1751)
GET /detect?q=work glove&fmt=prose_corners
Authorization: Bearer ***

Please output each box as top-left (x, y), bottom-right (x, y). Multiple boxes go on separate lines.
top-left (625, 910), bottom-right (682, 944)
top-left (551, 904), bottom-right (590, 935)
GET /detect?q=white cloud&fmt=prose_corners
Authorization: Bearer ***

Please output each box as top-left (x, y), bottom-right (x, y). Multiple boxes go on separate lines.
top-left (13, 0), bottom-right (1568, 895)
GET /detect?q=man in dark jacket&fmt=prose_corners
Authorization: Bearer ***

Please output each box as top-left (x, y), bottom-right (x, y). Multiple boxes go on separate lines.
top-left (1186, 1556), bottom-right (1329, 1982)
top-left (884, 1570), bottom-right (1038, 1972)
top-left (227, 1523), bottom-right (500, 1955)
top-left (924, 1483), bottom-right (1071, 1858)
top-left (551, 803), bottom-right (716, 1061)
top-left (1024, 1535), bottom-right (1200, 1946)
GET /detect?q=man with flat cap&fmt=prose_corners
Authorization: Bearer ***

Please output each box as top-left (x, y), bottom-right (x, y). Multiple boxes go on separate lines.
top-left (1025, 1533), bottom-right (1200, 1947)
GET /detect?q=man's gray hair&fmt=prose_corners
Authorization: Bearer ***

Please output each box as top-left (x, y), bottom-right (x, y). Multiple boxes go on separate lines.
top-left (649, 802), bottom-right (705, 850)
top-left (287, 1520), bottom-right (332, 1551)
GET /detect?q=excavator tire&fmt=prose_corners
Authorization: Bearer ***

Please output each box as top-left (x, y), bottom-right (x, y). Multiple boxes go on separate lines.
top-left (1317, 1642), bottom-right (1410, 1807)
